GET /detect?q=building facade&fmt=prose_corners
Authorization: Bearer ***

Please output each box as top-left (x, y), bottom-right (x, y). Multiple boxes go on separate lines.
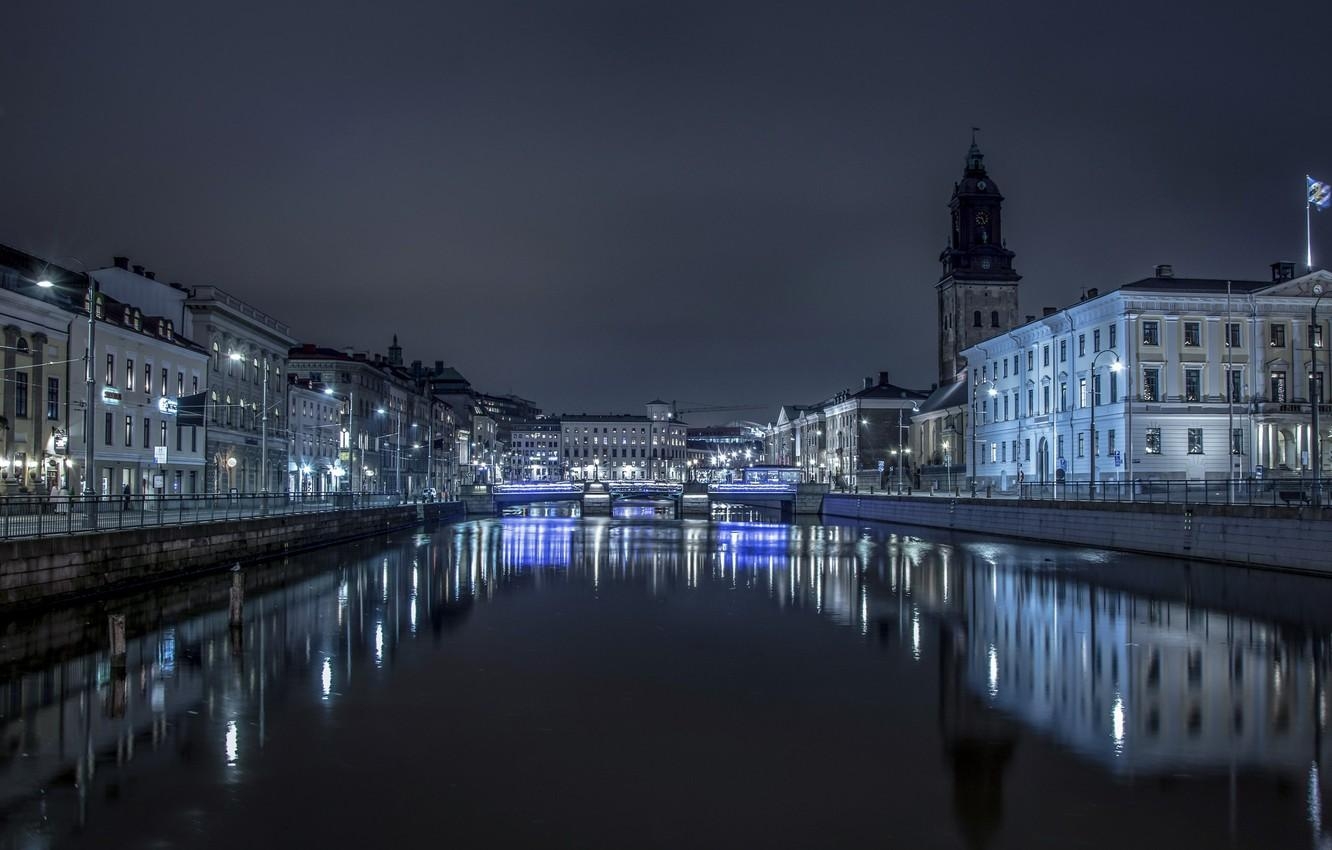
top-left (965, 264), bottom-right (1332, 487)
top-left (559, 401), bottom-right (687, 481)
top-left (286, 377), bottom-right (341, 494)
top-left (508, 419), bottom-right (561, 481)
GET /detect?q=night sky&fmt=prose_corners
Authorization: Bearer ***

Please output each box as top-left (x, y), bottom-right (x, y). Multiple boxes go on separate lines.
top-left (3, 1), bottom-right (1331, 423)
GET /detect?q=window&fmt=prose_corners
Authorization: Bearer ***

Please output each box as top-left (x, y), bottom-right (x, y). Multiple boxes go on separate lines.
top-left (144, 363), bottom-right (151, 395)
top-left (1142, 368), bottom-right (1161, 401)
top-left (1043, 345), bottom-right (1050, 367)
top-left (14, 373), bottom-right (28, 417)
top-left (1188, 428), bottom-right (1204, 454)
top-left (1184, 368), bottom-right (1202, 402)
top-left (1093, 374), bottom-right (1102, 406)
top-left (1002, 359), bottom-right (1008, 378)
top-left (1077, 432), bottom-right (1085, 457)
top-left (124, 415), bottom-right (133, 447)
top-left (1079, 334), bottom-right (1086, 357)
top-left (1226, 322), bottom-right (1241, 348)
top-left (1108, 429), bottom-right (1117, 455)
top-left (1143, 320), bottom-right (1160, 345)
top-left (47, 377), bottom-right (59, 420)
top-left (1003, 396), bottom-right (1009, 419)
top-left (1231, 428), bottom-right (1244, 455)
top-left (176, 424), bottom-right (182, 452)
top-left (143, 416), bottom-right (151, 449)
top-left (1001, 442), bottom-right (1007, 463)
top-left (160, 420), bottom-right (168, 447)
top-left (1314, 325), bottom-right (1325, 349)
top-left (1271, 323), bottom-right (1286, 347)
top-left (1027, 350), bottom-right (1034, 370)
top-left (104, 411), bottom-right (113, 446)
top-left (1228, 369), bottom-right (1242, 402)
top-left (192, 375), bottom-right (198, 393)
top-left (161, 367), bottom-right (169, 396)
top-left (106, 353), bottom-right (115, 386)
top-left (1057, 435), bottom-right (1065, 459)
top-left (990, 310), bottom-right (999, 328)
top-left (1024, 438), bottom-right (1031, 461)
top-left (1183, 321), bottom-right (1201, 347)
top-left (1270, 370), bottom-right (1287, 402)
top-left (126, 358), bottom-right (135, 392)
top-left (212, 341), bottom-right (220, 371)
top-left (1315, 372), bottom-right (1325, 404)
top-left (1109, 324), bottom-right (1117, 350)
top-left (1042, 385), bottom-right (1050, 414)
top-left (1109, 373), bottom-right (1118, 403)
top-left (1059, 381), bottom-right (1068, 412)
top-left (1078, 377), bottom-right (1087, 408)
top-left (1027, 388), bottom-right (1034, 415)
top-left (990, 442), bottom-right (997, 463)
top-left (1060, 340), bottom-right (1067, 362)
top-left (1145, 427), bottom-right (1162, 454)
top-left (973, 310), bottom-right (982, 328)
top-left (1013, 354), bottom-right (1019, 374)
top-left (1093, 329), bottom-right (1101, 352)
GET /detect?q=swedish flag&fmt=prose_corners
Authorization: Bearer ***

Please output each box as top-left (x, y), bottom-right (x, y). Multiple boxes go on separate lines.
top-left (1310, 175), bottom-right (1331, 211)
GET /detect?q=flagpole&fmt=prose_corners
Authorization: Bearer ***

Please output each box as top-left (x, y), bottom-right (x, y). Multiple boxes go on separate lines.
top-left (1309, 175), bottom-right (1315, 271)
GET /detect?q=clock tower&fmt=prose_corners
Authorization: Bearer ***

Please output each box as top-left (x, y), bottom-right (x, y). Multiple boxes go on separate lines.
top-left (936, 133), bottom-right (1021, 385)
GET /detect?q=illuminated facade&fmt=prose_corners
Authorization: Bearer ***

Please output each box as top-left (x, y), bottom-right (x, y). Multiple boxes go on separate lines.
top-left (964, 264), bottom-right (1332, 487)
top-left (559, 401), bottom-right (687, 481)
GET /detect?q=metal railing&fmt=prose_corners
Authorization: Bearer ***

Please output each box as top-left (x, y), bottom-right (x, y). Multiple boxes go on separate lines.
top-left (1018, 479), bottom-right (1328, 509)
top-left (0, 491), bottom-right (407, 541)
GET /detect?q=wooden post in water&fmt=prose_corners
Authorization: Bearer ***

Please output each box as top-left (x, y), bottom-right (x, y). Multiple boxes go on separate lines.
top-left (229, 564), bottom-right (244, 627)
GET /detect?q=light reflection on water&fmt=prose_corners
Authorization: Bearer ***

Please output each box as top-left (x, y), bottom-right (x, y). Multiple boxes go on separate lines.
top-left (1, 516), bottom-right (1332, 848)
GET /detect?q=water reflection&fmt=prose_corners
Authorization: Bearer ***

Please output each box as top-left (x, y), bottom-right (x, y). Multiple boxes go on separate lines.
top-left (2, 516), bottom-right (1332, 848)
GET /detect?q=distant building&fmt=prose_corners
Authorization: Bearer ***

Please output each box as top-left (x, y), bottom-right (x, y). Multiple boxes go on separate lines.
top-left (286, 376), bottom-right (341, 493)
top-left (687, 424), bottom-right (764, 479)
top-left (508, 419), bottom-right (562, 481)
top-left (559, 401), bottom-right (687, 481)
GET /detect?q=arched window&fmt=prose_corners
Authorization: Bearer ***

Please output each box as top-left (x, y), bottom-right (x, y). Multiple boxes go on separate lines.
top-left (991, 310), bottom-right (1000, 327)
top-left (973, 310), bottom-right (982, 328)
top-left (15, 338), bottom-right (28, 354)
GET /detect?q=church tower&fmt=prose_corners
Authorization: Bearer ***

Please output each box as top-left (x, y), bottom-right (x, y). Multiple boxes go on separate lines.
top-left (936, 133), bottom-right (1021, 385)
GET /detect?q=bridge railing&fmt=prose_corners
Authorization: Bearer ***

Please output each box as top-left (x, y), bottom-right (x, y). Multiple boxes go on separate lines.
top-left (492, 482), bottom-right (586, 496)
top-left (708, 483), bottom-right (797, 496)
top-left (606, 482), bottom-right (684, 495)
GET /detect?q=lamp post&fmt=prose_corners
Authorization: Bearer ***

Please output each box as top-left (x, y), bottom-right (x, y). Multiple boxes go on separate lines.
top-left (1313, 283), bottom-right (1327, 506)
top-left (971, 380), bottom-right (998, 490)
top-left (377, 406), bottom-right (402, 497)
top-left (37, 260), bottom-right (98, 506)
top-left (230, 351), bottom-right (269, 492)
top-left (1088, 350), bottom-right (1122, 498)
top-left (897, 404), bottom-right (919, 494)
top-left (323, 386), bottom-right (356, 492)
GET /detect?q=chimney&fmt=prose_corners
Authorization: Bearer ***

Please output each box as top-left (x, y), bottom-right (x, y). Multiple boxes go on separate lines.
top-left (144, 271), bottom-right (156, 281)
top-left (113, 256), bottom-right (129, 270)
top-left (878, 370), bottom-right (889, 386)
top-left (1271, 261), bottom-right (1297, 282)
top-left (1154, 264), bottom-right (1174, 278)
top-left (132, 264), bottom-right (144, 276)
top-left (1043, 307), bottom-right (1057, 317)
top-left (863, 376), bottom-right (873, 390)
top-left (1087, 287), bottom-right (1098, 298)
top-left (1026, 314), bottom-right (1036, 323)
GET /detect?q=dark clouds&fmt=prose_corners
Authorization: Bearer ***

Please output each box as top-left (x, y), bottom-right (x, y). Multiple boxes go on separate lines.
top-left (3, 0), bottom-right (1330, 422)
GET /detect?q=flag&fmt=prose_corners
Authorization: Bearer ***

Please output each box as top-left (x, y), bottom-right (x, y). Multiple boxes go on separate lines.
top-left (1310, 175), bottom-right (1331, 211)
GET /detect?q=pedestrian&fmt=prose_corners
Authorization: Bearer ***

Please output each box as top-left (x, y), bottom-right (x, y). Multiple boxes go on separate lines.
top-left (122, 483), bottom-right (131, 511)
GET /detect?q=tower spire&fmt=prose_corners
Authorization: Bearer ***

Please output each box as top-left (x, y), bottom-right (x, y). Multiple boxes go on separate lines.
top-left (966, 127), bottom-right (984, 173)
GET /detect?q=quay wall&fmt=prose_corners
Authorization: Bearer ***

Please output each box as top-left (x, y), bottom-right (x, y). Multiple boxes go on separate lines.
top-left (0, 501), bottom-right (466, 609)
top-left (822, 494), bottom-right (1332, 574)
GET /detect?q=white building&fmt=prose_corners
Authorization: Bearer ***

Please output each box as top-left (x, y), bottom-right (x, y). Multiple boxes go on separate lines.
top-left (286, 377), bottom-right (341, 494)
top-left (964, 263), bottom-right (1332, 487)
top-left (508, 420), bottom-right (562, 481)
top-left (560, 401), bottom-right (687, 481)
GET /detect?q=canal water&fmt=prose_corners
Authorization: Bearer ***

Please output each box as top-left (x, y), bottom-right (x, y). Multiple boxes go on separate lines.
top-left (3, 510), bottom-right (1332, 849)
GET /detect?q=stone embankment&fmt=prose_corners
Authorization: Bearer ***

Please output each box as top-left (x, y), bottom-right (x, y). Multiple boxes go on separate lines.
top-left (822, 493), bottom-right (1331, 574)
top-left (0, 501), bottom-right (465, 608)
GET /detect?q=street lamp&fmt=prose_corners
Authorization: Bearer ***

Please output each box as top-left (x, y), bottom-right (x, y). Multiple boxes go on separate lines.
top-left (323, 386), bottom-right (357, 492)
top-left (377, 406), bottom-right (402, 497)
top-left (37, 260), bottom-right (98, 504)
top-left (1088, 350), bottom-right (1122, 496)
top-left (898, 404), bottom-right (919, 494)
top-left (230, 351), bottom-right (270, 492)
top-left (972, 380), bottom-right (998, 490)
top-left (1312, 282), bottom-right (1327, 505)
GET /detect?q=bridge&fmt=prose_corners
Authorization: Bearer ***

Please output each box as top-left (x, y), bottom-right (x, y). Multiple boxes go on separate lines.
top-left (462, 481), bottom-right (827, 518)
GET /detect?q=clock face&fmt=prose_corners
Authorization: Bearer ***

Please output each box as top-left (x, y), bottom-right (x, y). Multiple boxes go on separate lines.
top-left (977, 180), bottom-right (987, 190)
top-left (974, 210), bottom-right (990, 226)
